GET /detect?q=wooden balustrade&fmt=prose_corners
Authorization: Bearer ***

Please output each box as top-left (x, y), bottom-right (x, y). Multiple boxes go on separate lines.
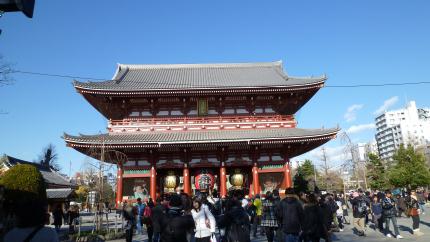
top-left (108, 115), bottom-right (296, 132)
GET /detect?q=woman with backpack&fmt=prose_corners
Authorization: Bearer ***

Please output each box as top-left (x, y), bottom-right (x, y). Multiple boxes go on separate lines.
top-left (218, 198), bottom-right (251, 242)
top-left (191, 197), bottom-right (216, 242)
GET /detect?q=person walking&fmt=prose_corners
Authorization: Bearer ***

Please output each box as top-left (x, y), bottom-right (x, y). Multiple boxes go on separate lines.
top-left (396, 194), bottom-right (407, 217)
top-left (302, 194), bottom-right (326, 242)
top-left (135, 197), bottom-right (146, 235)
top-left (261, 191), bottom-right (279, 242)
top-left (272, 190), bottom-right (283, 242)
top-left (417, 189), bottom-right (426, 215)
top-left (152, 197), bottom-right (167, 242)
top-left (245, 198), bottom-right (256, 224)
top-left (218, 195), bottom-right (251, 242)
top-left (252, 194), bottom-right (263, 237)
top-left (382, 190), bottom-right (403, 239)
top-left (52, 204), bottom-right (64, 233)
top-left (406, 190), bottom-right (424, 236)
top-left (144, 199), bottom-right (155, 242)
top-left (335, 196), bottom-right (344, 232)
top-left (191, 197), bottom-right (216, 242)
top-left (123, 200), bottom-right (137, 242)
top-left (341, 194), bottom-right (350, 225)
top-left (160, 194), bottom-right (195, 242)
top-left (350, 190), bottom-right (368, 236)
top-left (67, 204), bottom-right (80, 234)
top-left (370, 195), bottom-right (383, 232)
top-left (319, 195), bottom-right (333, 241)
top-left (276, 188), bottom-right (304, 242)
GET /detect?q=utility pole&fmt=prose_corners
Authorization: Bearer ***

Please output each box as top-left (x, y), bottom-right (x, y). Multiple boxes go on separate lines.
top-left (313, 163), bottom-right (318, 186)
top-left (321, 147), bottom-right (331, 191)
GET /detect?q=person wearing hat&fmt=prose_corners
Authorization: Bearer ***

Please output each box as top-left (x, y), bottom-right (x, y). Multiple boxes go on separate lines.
top-left (382, 190), bottom-right (403, 239)
top-left (351, 189), bottom-right (369, 236)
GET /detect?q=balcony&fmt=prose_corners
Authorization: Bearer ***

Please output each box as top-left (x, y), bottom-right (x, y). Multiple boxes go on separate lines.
top-left (108, 115), bottom-right (296, 133)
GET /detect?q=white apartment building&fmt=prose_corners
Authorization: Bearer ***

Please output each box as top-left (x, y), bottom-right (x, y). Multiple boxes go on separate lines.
top-left (375, 101), bottom-right (430, 160)
top-left (354, 141), bottom-right (378, 162)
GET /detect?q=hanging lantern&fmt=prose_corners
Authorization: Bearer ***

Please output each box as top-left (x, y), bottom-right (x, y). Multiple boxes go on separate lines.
top-left (194, 169), bottom-right (215, 191)
top-left (164, 170), bottom-right (177, 192)
top-left (229, 169), bottom-right (244, 189)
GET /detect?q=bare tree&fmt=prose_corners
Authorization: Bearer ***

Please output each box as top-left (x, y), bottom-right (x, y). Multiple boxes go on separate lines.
top-left (340, 132), bottom-right (368, 190)
top-left (319, 147), bottom-right (333, 191)
top-left (0, 55), bottom-right (14, 114)
top-left (0, 55), bottom-right (13, 87)
top-left (37, 143), bottom-right (61, 171)
top-left (84, 137), bottom-right (127, 232)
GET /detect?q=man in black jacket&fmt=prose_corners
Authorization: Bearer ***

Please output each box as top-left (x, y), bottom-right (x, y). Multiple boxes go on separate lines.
top-left (160, 194), bottom-right (195, 242)
top-left (382, 190), bottom-right (403, 239)
top-left (350, 189), bottom-right (369, 236)
top-left (272, 190), bottom-right (284, 242)
top-left (276, 188), bottom-right (304, 242)
top-left (218, 197), bottom-right (251, 242)
top-left (152, 197), bottom-right (167, 242)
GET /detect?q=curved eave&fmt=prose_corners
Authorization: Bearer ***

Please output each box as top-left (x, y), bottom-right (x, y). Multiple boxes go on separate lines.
top-left (62, 129), bottom-right (338, 149)
top-left (72, 78), bottom-right (326, 96)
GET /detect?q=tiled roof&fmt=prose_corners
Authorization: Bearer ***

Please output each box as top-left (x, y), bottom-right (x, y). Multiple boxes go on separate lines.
top-left (46, 188), bottom-right (75, 199)
top-left (63, 128), bottom-right (338, 147)
top-left (73, 61), bottom-right (325, 91)
top-left (4, 155), bottom-right (74, 187)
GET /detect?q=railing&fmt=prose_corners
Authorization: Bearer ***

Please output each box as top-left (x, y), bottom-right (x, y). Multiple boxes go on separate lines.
top-left (110, 115), bottom-right (294, 126)
top-left (108, 115), bottom-right (296, 132)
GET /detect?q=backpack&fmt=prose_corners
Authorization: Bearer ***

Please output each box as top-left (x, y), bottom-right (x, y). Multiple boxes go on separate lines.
top-left (356, 200), bottom-right (368, 215)
top-left (227, 210), bottom-right (251, 242)
top-left (246, 204), bottom-right (256, 218)
top-left (144, 206), bottom-right (152, 217)
top-left (143, 206), bottom-right (152, 224)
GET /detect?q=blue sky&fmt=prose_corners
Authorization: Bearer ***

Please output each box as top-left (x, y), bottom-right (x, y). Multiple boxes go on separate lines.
top-left (1, 0), bottom-right (430, 175)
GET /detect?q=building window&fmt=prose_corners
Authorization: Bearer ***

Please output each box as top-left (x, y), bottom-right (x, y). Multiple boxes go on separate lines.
top-left (130, 111), bottom-right (140, 117)
top-left (197, 98), bottom-right (208, 116)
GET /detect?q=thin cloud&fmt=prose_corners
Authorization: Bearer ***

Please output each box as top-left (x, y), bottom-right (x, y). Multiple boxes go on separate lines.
top-left (374, 96), bottom-right (399, 115)
top-left (344, 104), bottom-right (364, 122)
top-left (346, 123), bottom-right (376, 134)
top-left (309, 145), bottom-right (346, 163)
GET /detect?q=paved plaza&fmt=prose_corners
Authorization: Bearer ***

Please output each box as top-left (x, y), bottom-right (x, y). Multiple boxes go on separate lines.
top-left (52, 208), bottom-right (430, 242)
top-left (106, 211), bottom-right (430, 242)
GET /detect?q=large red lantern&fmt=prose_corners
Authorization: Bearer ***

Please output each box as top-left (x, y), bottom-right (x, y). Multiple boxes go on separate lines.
top-left (194, 169), bottom-right (215, 191)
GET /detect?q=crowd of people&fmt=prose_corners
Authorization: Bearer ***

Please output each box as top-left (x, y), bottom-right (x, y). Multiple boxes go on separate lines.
top-left (121, 187), bottom-right (429, 242)
top-left (350, 188), bottom-right (428, 238)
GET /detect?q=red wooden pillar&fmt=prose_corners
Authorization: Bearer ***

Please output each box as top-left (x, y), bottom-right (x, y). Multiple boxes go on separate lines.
top-left (115, 162), bottom-right (123, 208)
top-left (183, 163), bottom-right (191, 195)
top-left (150, 165), bottom-right (157, 200)
top-left (248, 172), bottom-right (253, 197)
top-left (252, 163), bottom-right (260, 195)
top-left (283, 158), bottom-right (292, 189)
top-left (220, 162), bottom-right (227, 198)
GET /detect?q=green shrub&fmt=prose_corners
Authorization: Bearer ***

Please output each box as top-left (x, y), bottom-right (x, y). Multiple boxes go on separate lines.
top-left (0, 164), bottom-right (47, 203)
